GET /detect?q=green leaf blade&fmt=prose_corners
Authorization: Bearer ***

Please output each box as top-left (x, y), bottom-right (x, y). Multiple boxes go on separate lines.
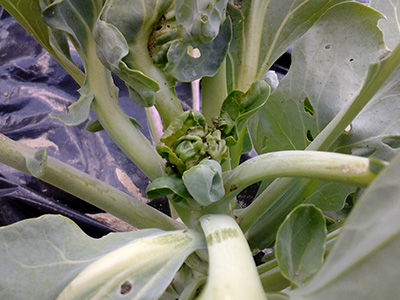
top-left (183, 159), bottom-right (225, 206)
top-left (250, 2), bottom-right (388, 155)
top-left (228, 0), bottom-right (346, 91)
top-left (289, 152), bottom-right (400, 299)
top-left (0, 215), bottom-right (204, 300)
top-left (275, 204), bottom-right (327, 288)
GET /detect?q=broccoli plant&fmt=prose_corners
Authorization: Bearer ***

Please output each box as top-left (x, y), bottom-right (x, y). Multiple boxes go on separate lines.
top-left (1, 0), bottom-right (400, 299)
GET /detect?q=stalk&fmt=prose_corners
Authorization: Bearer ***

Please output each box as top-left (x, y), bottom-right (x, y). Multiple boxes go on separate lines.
top-left (85, 43), bottom-right (166, 181)
top-left (236, 0), bottom-right (268, 91)
top-left (197, 214), bottom-right (267, 300)
top-left (0, 134), bottom-right (184, 231)
top-left (223, 151), bottom-right (383, 206)
top-left (201, 60), bottom-right (228, 125)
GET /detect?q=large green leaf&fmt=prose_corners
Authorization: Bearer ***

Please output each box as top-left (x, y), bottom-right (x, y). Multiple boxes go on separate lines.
top-left (288, 151), bottom-right (400, 299)
top-left (94, 0), bottom-right (175, 105)
top-left (226, 0), bottom-right (345, 92)
top-left (94, 6), bottom-right (161, 107)
top-left (330, 1), bottom-right (400, 160)
top-left (275, 205), bottom-right (327, 288)
top-left (0, 0), bottom-right (84, 85)
top-left (0, 215), bottom-right (204, 299)
top-left (249, 2), bottom-right (387, 155)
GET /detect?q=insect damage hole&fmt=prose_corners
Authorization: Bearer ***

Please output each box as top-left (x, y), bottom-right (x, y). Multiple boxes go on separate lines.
top-left (344, 124), bottom-right (352, 134)
top-left (120, 280), bottom-right (133, 295)
top-left (306, 130), bottom-right (314, 142)
top-left (303, 97), bottom-right (315, 116)
top-left (187, 46), bottom-right (201, 58)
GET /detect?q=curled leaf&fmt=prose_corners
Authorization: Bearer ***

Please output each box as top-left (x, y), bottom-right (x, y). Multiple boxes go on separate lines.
top-left (94, 19), bottom-right (159, 107)
top-left (146, 175), bottom-right (191, 200)
top-left (182, 159), bottom-right (225, 206)
top-left (26, 148), bottom-right (48, 178)
top-left (165, 18), bottom-right (232, 82)
top-left (275, 204), bottom-right (327, 288)
top-left (175, 0), bottom-right (229, 44)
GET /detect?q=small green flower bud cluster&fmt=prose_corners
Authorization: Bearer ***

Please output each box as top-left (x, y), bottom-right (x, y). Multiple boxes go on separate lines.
top-left (157, 110), bottom-right (229, 175)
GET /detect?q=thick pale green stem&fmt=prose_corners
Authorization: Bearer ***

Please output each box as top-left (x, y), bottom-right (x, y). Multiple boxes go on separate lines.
top-left (127, 45), bottom-right (183, 128)
top-left (0, 134), bottom-right (184, 231)
top-left (86, 44), bottom-right (166, 180)
top-left (202, 60), bottom-right (228, 125)
top-left (236, 0), bottom-right (269, 91)
top-left (224, 151), bottom-right (383, 206)
top-left (198, 214), bottom-right (267, 300)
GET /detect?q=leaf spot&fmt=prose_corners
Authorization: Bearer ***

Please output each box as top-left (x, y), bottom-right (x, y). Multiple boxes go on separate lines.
top-left (120, 280), bottom-right (132, 295)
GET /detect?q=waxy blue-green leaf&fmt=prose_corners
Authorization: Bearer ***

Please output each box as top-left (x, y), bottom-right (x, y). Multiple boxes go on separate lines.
top-left (288, 152), bottom-right (400, 299)
top-left (227, 0), bottom-right (346, 92)
top-left (94, 0), bottom-right (183, 117)
top-left (182, 159), bottom-right (224, 206)
top-left (330, 1), bottom-right (400, 160)
top-left (218, 80), bottom-right (270, 145)
top-left (166, 18), bottom-right (232, 82)
top-left (246, 179), bottom-right (338, 249)
top-left (161, 110), bottom-right (206, 148)
top-left (94, 19), bottom-right (159, 107)
top-left (40, 0), bottom-right (103, 61)
top-left (146, 175), bottom-right (191, 200)
top-left (0, 215), bottom-right (204, 300)
top-left (275, 204), bottom-right (327, 288)
top-left (175, 0), bottom-right (229, 44)
top-left (49, 83), bottom-right (95, 126)
top-left (0, 0), bottom-right (85, 85)
top-left (249, 2), bottom-right (387, 155)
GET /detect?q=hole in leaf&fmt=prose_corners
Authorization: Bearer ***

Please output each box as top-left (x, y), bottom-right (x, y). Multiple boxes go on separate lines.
top-left (303, 97), bottom-right (314, 116)
top-left (120, 280), bottom-right (132, 295)
top-left (187, 46), bottom-right (201, 58)
top-left (200, 14), bottom-right (208, 23)
top-left (344, 124), bottom-right (352, 134)
top-left (382, 136), bottom-right (400, 149)
top-left (324, 44), bottom-right (331, 50)
top-left (306, 130), bottom-right (314, 142)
